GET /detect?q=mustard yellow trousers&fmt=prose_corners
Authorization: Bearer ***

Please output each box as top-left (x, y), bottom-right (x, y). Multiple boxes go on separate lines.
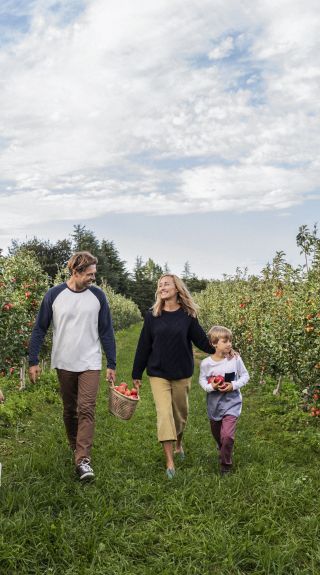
top-left (149, 376), bottom-right (192, 442)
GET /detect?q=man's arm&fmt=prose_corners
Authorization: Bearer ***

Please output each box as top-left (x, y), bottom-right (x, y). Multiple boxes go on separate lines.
top-left (97, 292), bottom-right (116, 371)
top-left (28, 291), bottom-right (53, 380)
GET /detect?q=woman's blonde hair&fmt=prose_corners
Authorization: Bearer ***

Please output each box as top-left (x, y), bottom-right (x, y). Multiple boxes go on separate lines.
top-left (208, 325), bottom-right (232, 345)
top-left (67, 251), bottom-right (98, 274)
top-left (152, 274), bottom-right (199, 317)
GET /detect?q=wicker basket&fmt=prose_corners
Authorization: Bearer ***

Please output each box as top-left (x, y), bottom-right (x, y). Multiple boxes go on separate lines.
top-left (108, 382), bottom-right (140, 420)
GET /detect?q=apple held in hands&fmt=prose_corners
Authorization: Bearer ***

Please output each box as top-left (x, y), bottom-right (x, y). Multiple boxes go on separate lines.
top-left (218, 382), bottom-right (228, 391)
top-left (207, 375), bottom-right (225, 384)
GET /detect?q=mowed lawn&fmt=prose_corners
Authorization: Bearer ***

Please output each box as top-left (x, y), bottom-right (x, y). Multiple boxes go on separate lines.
top-left (0, 323), bottom-right (319, 575)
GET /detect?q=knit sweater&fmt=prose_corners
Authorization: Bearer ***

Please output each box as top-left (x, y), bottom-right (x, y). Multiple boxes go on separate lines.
top-left (132, 308), bottom-right (214, 380)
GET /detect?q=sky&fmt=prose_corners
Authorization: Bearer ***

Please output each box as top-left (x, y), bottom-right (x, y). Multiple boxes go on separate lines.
top-left (0, 0), bottom-right (319, 279)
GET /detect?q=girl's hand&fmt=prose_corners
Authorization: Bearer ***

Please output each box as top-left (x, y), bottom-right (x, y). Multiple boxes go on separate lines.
top-left (211, 381), bottom-right (220, 391)
top-left (219, 383), bottom-right (233, 393)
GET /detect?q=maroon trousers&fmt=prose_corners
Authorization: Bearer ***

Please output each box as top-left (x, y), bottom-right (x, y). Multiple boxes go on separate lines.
top-left (210, 415), bottom-right (238, 470)
top-left (56, 369), bottom-right (100, 465)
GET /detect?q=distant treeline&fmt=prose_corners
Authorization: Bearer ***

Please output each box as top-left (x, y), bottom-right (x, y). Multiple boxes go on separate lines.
top-left (3, 222), bottom-right (318, 316)
top-left (4, 224), bottom-right (207, 316)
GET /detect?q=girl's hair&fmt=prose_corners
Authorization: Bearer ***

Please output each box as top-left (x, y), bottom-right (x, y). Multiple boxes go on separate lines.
top-left (152, 274), bottom-right (199, 317)
top-left (208, 325), bottom-right (232, 344)
top-left (67, 251), bottom-right (98, 274)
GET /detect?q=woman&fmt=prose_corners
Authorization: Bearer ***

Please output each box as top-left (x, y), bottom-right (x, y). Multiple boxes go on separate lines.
top-left (132, 274), bottom-right (214, 479)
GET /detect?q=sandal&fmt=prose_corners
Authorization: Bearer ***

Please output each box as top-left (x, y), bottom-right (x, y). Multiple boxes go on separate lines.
top-left (166, 468), bottom-right (176, 480)
top-left (174, 448), bottom-right (185, 461)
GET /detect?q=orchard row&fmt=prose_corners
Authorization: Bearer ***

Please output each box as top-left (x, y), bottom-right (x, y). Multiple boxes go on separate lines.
top-left (195, 253), bottom-right (320, 417)
top-left (0, 252), bottom-right (141, 383)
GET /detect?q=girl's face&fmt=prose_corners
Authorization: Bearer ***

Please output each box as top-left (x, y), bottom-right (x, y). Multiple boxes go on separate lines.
top-left (158, 276), bottom-right (178, 302)
top-left (215, 337), bottom-right (232, 356)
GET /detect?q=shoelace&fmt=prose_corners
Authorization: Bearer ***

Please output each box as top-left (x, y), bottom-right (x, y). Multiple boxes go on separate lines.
top-left (80, 459), bottom-right (92, 472)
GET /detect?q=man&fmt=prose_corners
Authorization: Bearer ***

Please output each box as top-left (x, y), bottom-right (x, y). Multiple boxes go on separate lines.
top-left (28, 251), bottom-right (116, 481)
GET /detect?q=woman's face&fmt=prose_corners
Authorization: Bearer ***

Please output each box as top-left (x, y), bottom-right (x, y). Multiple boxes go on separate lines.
top-left (158, 276), bottom-right (178, 302)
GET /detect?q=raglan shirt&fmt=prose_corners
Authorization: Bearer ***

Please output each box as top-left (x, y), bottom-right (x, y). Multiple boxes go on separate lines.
top-left (28, 283), bottom-right (116, 372)
top-left (132, 308), bottom-right (214, 381)
top-left (199, 355), bottom-right (249, 420)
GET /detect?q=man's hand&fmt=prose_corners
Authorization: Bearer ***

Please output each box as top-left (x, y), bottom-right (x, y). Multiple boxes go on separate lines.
top-left (29, 365), bottom-right (41, 384)
top-left (132, 379), bottom-right (142, 390)
top-left (106, 368), bottom-right (116, 383)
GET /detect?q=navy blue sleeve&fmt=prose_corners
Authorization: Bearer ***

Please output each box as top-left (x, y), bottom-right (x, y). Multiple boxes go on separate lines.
top-left (189, 316), bottom-right (215, 355)
top-left (94, 289), bottom-right (116, 370)
top-left (28, 285), bottom-right (65, 366)
top-left (132, 312), bottom-right (153, 380)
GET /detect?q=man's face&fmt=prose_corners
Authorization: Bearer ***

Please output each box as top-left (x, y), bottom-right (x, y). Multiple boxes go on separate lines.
top-left (74, 264), bottom-right (97, 289)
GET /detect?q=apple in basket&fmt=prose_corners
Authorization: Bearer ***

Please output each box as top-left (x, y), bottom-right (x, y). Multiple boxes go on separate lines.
top-left (115, 382), bottom-right (127, 394)
top-left (114, 383), bottom-right (139, 399)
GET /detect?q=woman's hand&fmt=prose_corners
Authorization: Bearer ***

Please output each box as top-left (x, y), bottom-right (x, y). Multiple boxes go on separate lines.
top-left (227, 348), bottom-right (239, 360)
top-left (132, 379), bottom-right (142, 390)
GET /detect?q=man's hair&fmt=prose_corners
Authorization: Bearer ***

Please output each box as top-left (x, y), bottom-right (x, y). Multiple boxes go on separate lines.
top-left (208, 325), bottom-right (232, 345)
top-left (67, 251), bottom-right (98, 274)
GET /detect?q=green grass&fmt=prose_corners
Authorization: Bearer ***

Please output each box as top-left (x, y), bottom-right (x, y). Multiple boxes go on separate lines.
top-left (0, 323), bottom-right (319, 575)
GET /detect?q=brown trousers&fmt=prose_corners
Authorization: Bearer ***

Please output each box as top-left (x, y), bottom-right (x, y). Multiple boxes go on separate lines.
top-left (56, 369), bottom-right (100, 465)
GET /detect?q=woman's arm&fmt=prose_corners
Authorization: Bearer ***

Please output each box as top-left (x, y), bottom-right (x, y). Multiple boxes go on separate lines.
top-left (189, 317), bottom-right (215, 355)
top-left (131, 314), bottom-right (153, 380)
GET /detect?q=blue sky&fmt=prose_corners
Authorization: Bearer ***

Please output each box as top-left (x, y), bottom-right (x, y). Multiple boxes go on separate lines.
top-left (0, 0), bottom-right (319, 278)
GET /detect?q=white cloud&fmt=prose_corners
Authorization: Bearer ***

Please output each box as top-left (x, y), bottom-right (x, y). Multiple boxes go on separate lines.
top-left (0, 0), bottom-right (319, 238)
top-left (208, 36), bottom-right (234, 60)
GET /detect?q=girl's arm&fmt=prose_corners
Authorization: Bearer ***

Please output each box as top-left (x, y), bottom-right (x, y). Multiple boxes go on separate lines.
top-left (232, 356), bottom-right (250, 391)
top-left (199, 361), bottom-right (215, 393)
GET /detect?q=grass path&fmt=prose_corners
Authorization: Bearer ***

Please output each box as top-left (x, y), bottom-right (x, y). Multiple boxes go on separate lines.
top-left (1, 324), bottom-right (319, 575)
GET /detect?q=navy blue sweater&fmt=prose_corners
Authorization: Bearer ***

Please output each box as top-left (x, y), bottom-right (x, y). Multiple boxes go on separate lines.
top-left (132, 308), bottom-right (214, 380)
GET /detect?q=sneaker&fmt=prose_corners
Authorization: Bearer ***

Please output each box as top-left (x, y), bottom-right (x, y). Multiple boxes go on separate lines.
top-left (76, 458), bottom-right (94, 481)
